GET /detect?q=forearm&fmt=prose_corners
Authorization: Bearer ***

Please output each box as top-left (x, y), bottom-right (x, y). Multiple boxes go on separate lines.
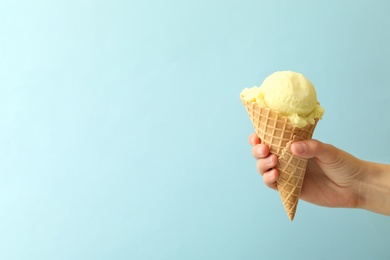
top-left (358, 161), bottom-right (390, 216)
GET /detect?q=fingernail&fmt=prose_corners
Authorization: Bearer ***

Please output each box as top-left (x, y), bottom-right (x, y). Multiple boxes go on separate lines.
top-left (294, 142), bottom-right (306, 154)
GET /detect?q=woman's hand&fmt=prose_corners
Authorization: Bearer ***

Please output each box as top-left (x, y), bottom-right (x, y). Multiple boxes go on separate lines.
top-left (249, 133), bottom-right (364, 208)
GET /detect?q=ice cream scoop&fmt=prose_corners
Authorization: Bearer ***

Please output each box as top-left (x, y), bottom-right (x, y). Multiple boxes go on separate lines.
top-left (240, 71), bottom-right (324, 127)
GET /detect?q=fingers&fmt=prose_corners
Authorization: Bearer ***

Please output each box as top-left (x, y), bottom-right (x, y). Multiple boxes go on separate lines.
top-left (262, 169), bottom-right (279, 190)
top-left (256, 153), bottom-right (278, 174)
top-left (248, 133), bottom-right (278, 190)
top-left (248, 133), bottom-right (260, 146)
top-left (256, 152), bottom-right (278, 190)
top-left (252, 143), bottom-right (270, 159)
top-left (291, 139), bottom-right (339, 164)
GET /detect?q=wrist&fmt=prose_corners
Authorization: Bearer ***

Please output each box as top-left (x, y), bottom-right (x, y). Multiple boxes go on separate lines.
top-left (357, 161), bottom-right (390, 215)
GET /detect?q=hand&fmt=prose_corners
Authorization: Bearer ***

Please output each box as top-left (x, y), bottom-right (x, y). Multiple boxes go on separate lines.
top-left (249, 133), bottom-right (364, 208)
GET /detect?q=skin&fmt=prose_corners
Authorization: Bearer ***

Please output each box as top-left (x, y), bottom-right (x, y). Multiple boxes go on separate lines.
top-left (249, 133), bottom-right (390, 216)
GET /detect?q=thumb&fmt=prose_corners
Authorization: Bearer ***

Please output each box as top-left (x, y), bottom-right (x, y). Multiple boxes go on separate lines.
top-left (291, 139), bottom-right (339, 164)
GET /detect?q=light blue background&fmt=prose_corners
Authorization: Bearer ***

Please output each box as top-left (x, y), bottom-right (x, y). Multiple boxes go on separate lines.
top-left (1, 0), bottom-right (390, 259)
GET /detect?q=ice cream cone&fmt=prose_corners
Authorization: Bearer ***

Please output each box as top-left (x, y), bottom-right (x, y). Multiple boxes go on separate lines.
top-left (241, 98), bottom-right (317, 221)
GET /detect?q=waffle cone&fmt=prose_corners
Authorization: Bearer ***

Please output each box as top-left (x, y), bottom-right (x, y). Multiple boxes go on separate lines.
top-left (241, 98), bottom-right (317, 221)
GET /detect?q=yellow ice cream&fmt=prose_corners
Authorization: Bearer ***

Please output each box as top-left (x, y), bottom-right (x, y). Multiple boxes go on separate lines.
top-left (240, 71), bottom-right (324, 128)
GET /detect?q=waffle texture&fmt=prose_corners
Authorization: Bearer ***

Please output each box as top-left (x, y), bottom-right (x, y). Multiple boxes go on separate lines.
top-left (241, 98), bottom-right (317, 220)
